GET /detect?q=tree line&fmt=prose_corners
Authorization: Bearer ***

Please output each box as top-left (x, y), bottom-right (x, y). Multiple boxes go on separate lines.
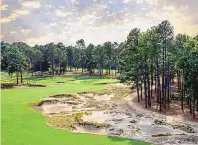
top-left (1, 39), bottom-right (122, 83)
top-left (1, 20), bottom-right (198, 118)
top-left (119, 20), bottom-right (198, 118)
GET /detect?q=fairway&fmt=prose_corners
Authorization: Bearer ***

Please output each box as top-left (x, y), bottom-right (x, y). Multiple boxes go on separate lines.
top-left (1, 76), bottom-right (151, 145)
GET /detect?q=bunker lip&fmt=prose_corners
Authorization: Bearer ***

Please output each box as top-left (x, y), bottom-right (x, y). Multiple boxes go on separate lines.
top-left (29, 83), bottom-right (198, 145)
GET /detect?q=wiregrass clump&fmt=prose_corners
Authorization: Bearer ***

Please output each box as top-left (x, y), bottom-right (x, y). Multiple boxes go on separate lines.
top-left (78, 121), bottom-right (111, 128)
top-left (48, 112), bottom-right (84, 130)
top-left (84, 100), bottom-right (109, 110)
top-left (151, 133), bottom-right (186, 137)
top-left (49, 94), bottom-right (76, 98)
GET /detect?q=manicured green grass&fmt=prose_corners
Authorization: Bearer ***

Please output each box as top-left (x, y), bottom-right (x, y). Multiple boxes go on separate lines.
top-left (1, 75), bottom-right (151, 145)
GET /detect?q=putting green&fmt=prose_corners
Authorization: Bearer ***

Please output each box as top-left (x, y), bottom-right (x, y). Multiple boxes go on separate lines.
top-left (1, 76), bottom-right (151, 145)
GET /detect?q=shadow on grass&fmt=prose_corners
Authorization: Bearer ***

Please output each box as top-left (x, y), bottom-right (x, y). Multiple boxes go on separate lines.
top-left (23, 75), bottom-right (116, 81)
top-left (23, 76), bottom-right (55, 81)
top-left (108, 136), bottom-right (152, 145)
top-left (73, 75), bottom-right (117, 80)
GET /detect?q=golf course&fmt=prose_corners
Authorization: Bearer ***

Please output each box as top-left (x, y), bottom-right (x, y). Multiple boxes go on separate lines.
top-left (1, 0), bottom-right (198, 144)
top-left (1, 73), bottom-right (151, 145)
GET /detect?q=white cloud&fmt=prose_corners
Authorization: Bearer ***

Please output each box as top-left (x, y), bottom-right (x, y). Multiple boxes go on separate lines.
top-left (21, 29), bottom-right (33, 34)
top-left (55, 10), bottom-right (72, 17)
top-left (0, 2), bottom-right (8, 11)
top-left (122, 0), bottom-right (131, 4)
top-left (92, 3), bottom-right (107, 10)
top-left (21, 1), bottom-right (41, 8)
top-left (10, 31), bottom-right (17, 34)
top-left (2, 0), bottom-right (198, 45)
top-left (70, 0), bottom-right (79, 5)
top-left (49, 22), bottom-right (57, 27)
top-left (1, 13), bottom-right (18, 23)
top-left (145, 4), bottom-right (197, 36)
top-left (136, 0), bottom-right (158, 5)
top-left (1, 9), bottom-right (29, 23)
top-left (45, 5), bottom-right (52, 8)
top-left (14, 9), bottom-right (29, 15)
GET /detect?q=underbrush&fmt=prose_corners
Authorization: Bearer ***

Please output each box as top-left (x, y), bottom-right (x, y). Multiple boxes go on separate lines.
top-left (48, 111), bottom-right (93, 130)
top-left (1, 83), bottom-right (16, 89)
top-left (1, 82), bottom-right (46, 89)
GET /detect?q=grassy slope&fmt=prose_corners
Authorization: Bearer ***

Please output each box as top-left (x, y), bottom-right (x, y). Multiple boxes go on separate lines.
top-left (1, 75), bottom-right (151, 145)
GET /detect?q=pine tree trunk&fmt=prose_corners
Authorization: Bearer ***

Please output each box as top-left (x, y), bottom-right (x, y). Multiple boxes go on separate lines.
top-left (20, 71), bottom-right (23, 83)
top-left (167, 66), bottom-right (170, 108)
top-left (190, 97), bottom-right (192, 114)
top-left (59, 62), bottom-right (61, 76)
top-left (52, 61), bottom-right (54, 76)
top-left (155, 69), bottom-right (157, 93)
top-left (156, 60), bottom-right (160, 104)
top-left (196, 98), bottom-right (198, 112)
top-left (115, 65), bottom-right (116, 76)
top-left (136, 82), bottom-right (140, 102)
top-left (151, 68), bottom-right (153, 99)
top-left (16, 72), bottom-right (19, 84)
top-left (181, 70), bottom-right (184, 111)
top-left (193, 98), bottom-right (196, 118)
top-left (99, 66), bottom-right (102, 78)
top-left (40, 62), bottom-right (43, 77)
top-left (70, 64), bottom-right (72, 72)
top-left (147, 66), bottom-right (151, 107)
top-left (82, 60), bottom-right (83, 74)
top-left (177, 70), bottom-right (179, 90)
top-left (109, 63), bottom-right (111, 75)
top-left (157, 60), bottom-right (161, 112)
top-left (144, 67), bottom-right (148, 108)
top-left (140, 82), bottom-right (143, 99)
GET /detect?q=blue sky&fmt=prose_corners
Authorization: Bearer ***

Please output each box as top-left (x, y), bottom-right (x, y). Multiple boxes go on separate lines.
top-left (1, 0), bottom-right (198, 46)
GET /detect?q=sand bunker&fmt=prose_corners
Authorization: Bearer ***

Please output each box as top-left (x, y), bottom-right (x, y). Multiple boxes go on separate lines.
top-left (31, 83), bottom-right (198, 145)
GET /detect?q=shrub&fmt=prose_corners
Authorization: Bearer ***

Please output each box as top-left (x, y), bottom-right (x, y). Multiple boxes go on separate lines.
top-left (1, 83), bottom-right (16, 89)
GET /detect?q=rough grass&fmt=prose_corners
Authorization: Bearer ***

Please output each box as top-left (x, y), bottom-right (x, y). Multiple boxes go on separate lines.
top-left (48, 113), bottom-right (84, 130)
top-left (151, 133), bottom-right (186, 137)
top-left (152, 119), bottom-right (195, 133)
top-left (79, 85), bottom-right (131, 101)
top-left (1, 73), bottom-right (151, 145)
top-left (79, 121), bottom-right (111, 128)
top-left (84, 100), bottom-right (110, 110)
top-left (171, 124), bottom-right (195, 133)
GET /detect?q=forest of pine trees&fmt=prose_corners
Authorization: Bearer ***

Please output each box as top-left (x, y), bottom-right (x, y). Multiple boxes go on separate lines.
top-left (1, 20), bottom-right (198, 118)
top-left (119, 20), bottom-right (198, 118)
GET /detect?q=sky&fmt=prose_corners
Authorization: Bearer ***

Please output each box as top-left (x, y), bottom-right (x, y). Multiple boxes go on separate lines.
top-left (1, 0), bottom-right (198, 46)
